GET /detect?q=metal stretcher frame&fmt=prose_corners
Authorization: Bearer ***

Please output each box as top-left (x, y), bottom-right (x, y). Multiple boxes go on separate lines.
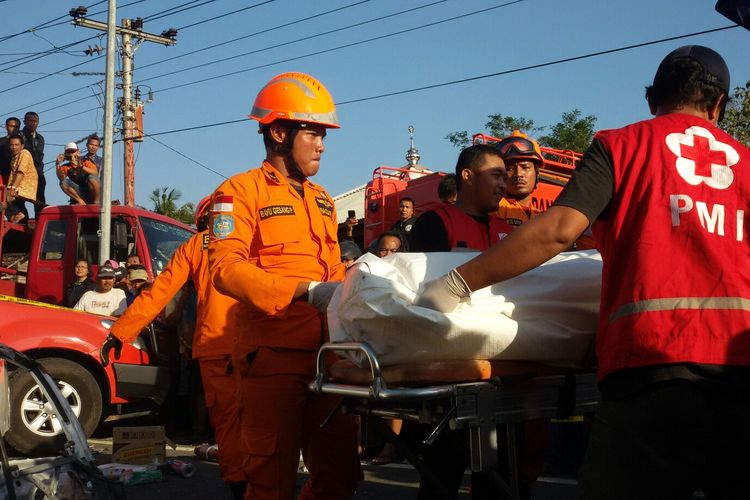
top-left (310, 341), bottom-right (600, 500)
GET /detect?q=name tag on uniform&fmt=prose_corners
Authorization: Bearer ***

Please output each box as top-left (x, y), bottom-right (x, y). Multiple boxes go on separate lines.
top-left (259, 205), bottom-right (295, 219)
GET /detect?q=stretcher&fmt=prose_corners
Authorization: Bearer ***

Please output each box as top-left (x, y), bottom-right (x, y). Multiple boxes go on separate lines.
top-left (310, 341), bottom-right (600, 500)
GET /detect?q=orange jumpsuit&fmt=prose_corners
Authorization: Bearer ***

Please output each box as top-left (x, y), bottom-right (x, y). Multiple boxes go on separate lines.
top-left (110, 230), bottom-right (245, 485)
top-left (492, 196), bottom-right (542, 226)
top-left (209, 161), bottom-right (362, 500)
top-left (493, 196), bottom-right (596, 250)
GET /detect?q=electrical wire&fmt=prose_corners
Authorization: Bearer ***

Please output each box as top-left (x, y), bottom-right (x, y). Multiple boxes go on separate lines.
top-left (0, 0), bottom-right (106, 43)
top-left (140, 24), bottom-right (740, 140)
top-left (140, 0), bottom-right (449, 83)
top-left (0, 36), bottom-right (99, 70)
top-left (144, 0), bottom-right (216, 23)
top-left (4, 0), bottom-right (373, 114)
top-left (137, 0), bottom-right (370, 71)
top-left (149, 0), bottom-right (519, 92)
top-left (177, 0), bottom-right (277, 30)
top-left (147, 135), bottom-right (229, 179)
top-left (141, 0), bottom-right (205, 21)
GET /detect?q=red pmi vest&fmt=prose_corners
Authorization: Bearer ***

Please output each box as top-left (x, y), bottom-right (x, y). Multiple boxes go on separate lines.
top-left (592, 113), bottom-right (750, 379)
top-left (431, 203), bottom-right (512, 251)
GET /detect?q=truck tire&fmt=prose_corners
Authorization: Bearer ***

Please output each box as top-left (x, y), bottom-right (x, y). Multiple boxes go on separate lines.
top-left (5, 357), bottom-right (103, 456)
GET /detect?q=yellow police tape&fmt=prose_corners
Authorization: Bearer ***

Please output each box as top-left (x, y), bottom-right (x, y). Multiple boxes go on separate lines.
top-left (0, 294), bottom-right (71, 311)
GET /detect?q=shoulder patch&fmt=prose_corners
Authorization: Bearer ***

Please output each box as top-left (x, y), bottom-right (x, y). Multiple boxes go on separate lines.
top-left (212, 214), bottom-right (235, 239)
top-left (202, 233), bottom-right (210, 250)
top-left (259, 205), bottom-right (295, 219)
top-left (212, 195), bottom-right (234, 213)
top-left (315, 196), bottom-right (333, 218)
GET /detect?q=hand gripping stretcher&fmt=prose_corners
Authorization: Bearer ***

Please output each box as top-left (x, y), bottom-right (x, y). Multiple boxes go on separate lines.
top-left (310, 341), bottom-right (600, 500)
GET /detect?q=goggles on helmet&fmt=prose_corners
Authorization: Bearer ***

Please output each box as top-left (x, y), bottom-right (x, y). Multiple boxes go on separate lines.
top-left (495, 132), bottom-right (543, 165)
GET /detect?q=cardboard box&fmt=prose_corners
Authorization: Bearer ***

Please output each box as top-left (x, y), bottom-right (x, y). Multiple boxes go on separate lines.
top-left (112, 426), bottom-right (166, 465)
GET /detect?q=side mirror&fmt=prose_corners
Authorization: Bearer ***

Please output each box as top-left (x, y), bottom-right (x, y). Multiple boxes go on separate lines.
top-left (113, 219), bottom-right (129, 251)
top-left (716, 0), bottom-right (750, 30)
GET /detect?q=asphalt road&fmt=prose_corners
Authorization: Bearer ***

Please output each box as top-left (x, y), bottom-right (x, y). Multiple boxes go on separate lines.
top-left (86, 437), bottom-right (580, 500)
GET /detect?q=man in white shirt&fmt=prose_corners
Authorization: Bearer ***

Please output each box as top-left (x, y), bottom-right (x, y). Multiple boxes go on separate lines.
top-left (74, 264), bottom-right (127, 316)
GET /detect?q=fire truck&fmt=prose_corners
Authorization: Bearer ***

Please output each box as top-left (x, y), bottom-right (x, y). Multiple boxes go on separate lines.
top-left (362, 132), bottom-right (583, 247)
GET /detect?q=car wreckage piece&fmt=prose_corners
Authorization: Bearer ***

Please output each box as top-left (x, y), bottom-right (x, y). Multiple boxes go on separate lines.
top-left (0, 344), bottom-right (125, 500)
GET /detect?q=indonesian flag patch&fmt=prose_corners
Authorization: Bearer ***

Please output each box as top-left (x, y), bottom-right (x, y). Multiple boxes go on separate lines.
top-left (212, 195), bottom-right (234, 212)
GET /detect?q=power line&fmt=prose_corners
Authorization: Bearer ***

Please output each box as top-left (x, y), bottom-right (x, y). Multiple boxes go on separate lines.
top-left (7, 0), bottom-right (373, 114)
top-left (0, 36), bottom-right (100, 71)
top-left (137, 0), bottom-right (370, 71)
top-left (141, 0), bottom-right (205, 21)
top-left (140, 0), bottom-right (450, 83)
top-left (0, 0), bottom-right (106, 43)
top-left (177, 0), bottom-right (277, 30)
top-left (0, 54), bottom-right (102, 94)
top-left (147, 135), bottom-right (229, 179)
top-left (0, 0), bottom-right (146, 71)
top-left (139, 24), bottom-right (739, 141)
top-left (145, 0), bottom-right (216, 22)
top-left (150, 0), bottom-right (517, 93)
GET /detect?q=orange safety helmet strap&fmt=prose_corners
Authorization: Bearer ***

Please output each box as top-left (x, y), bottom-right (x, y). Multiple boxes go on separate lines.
top-left (250, 72), bottom-right (340, 129)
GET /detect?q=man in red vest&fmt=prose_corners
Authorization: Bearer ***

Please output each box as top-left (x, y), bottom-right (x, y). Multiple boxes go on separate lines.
top-left (409, 144), bottom-right (511, 252)
top-left (417, 45), bottom-right (750, 498)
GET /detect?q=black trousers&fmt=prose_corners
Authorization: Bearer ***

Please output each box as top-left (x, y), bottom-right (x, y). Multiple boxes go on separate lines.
top-left (578, 378), bottom-right (750, 500)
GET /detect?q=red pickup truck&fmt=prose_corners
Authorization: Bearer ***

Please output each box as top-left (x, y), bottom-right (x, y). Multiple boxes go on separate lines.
top-left (0, 204), bottom-right (194, 455)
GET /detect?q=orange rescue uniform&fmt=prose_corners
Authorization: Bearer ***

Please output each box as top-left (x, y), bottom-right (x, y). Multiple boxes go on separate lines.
top-left (209, 161), bottom-right (362, 500)
top-left (493, 196), bottom-right (596, 250)
top-left (110, 230), bottom-right (245, 484)
top-left (492, 196), bottom-right (541, 226)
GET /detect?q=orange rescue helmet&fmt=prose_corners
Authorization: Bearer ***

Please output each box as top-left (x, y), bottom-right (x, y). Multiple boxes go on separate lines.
top-left (249, 72), bottom-right (340, 129)
top-left (195, 195), bottom-right (212, 228)
top-left (495, 130), bottom-right (544, 167)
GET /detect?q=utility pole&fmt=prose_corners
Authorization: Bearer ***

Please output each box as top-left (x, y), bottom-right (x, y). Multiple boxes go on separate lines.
top-left (71, 7), bottom-right (176, 207)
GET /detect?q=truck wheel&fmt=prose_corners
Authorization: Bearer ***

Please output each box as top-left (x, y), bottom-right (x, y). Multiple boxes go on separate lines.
top-left (5, 358), bottom-right (103, 456)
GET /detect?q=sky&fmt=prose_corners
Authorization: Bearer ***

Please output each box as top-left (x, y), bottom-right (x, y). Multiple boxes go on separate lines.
top-left (1, 0), bottom-right (749, 214)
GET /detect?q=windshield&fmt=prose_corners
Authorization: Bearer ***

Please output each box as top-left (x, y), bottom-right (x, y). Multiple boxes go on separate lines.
top-left (139, 217), bottom-right (193, 275)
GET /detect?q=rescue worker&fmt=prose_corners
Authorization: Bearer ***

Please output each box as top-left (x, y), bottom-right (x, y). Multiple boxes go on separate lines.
top-left (208, 72), bottom-right (362, 500)
top-left (410, 144), bottom-right (539, 499)
top-left (417, 45), bottom-right (750, 499)
top-left (100, 196), bottom-right (248, 499)
top-left (492, 131), bottom-right (543, 226)
top-left (410, 144), bottom-right (511, 252)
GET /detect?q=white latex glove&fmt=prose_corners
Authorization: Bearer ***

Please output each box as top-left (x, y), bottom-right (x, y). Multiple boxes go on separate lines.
top-left (308, 281), bottom-right (341, 313)
top-left (415, 268), bottom-right (472, 313)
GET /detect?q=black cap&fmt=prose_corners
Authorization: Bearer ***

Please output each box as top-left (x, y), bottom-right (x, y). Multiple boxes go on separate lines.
top-left (97, 264), bottom-right (116, 279)
top-left (653, 45), bottom-right (730, 93)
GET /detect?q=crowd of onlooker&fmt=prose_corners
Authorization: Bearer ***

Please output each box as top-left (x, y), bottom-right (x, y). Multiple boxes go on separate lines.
top-left (1, 110), bottom-right (103, 224)
top-left (66, 254), bottom-right (152, 315)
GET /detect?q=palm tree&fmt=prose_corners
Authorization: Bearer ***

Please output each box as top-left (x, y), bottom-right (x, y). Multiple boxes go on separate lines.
top-left (150, 187), bottom-right (195, 225)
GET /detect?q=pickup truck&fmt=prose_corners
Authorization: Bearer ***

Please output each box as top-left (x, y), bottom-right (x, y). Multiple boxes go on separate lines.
top-left (0, 202), bottom-right (194, 455)
top-left (1, 203), bottom-right (195, 303)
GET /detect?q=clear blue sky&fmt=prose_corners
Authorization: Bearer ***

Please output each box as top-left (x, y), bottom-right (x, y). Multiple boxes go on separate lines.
top-left (2, 0), bottom-right (748, 212)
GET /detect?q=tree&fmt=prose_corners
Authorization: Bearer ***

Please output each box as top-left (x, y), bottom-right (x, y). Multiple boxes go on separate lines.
top-left (721, 80), bottom-right (750, 148)
top-left (538, 109), bottom-right (597, 152)
top-left (446, 114), bottom-right (543, 149)
top-left (150, 187), bottom-right (195, 225)
top-left (446, 109), bottom-right (596, 153)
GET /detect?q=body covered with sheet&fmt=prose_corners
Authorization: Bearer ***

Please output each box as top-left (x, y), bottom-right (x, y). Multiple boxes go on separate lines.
top-left (327, 250), bottom-right (602, 368)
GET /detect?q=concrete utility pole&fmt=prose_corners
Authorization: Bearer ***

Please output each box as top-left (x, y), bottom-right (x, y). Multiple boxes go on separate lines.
top-left (71, 8), bottom-right (176, 207)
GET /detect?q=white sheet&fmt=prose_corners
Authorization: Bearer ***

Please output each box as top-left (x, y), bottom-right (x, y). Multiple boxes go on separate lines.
top-left (327, 251), bottom-right (602, 368)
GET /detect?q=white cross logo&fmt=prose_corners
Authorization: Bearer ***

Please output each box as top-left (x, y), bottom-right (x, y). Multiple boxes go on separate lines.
top-left (665, 126), bottom-right (739, 190)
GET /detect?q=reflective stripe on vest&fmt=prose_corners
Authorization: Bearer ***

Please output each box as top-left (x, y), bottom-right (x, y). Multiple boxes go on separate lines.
top-left (610, 296), bottom-right (750, 323)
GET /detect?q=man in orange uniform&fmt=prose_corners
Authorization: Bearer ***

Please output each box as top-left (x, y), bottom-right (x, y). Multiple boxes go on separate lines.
top-left (492, 130), bottom-right (543, 226)
top-left (208, 72), bottom-right (362, 500)
top-left (101, 197), bottom-right (248, 499)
